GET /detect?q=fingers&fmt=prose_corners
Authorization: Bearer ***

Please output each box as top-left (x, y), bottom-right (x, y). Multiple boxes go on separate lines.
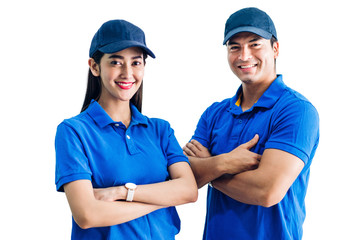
top-left (183, 142), bottom-right (196, 157)
top-left (240, 134), bottom-right (259, 150)
top-left (183, 140), bottom-right (211, 158)
top-left (190, 139), bottom-right (204, 151)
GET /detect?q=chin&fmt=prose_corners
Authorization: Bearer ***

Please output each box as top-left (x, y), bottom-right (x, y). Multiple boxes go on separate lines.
top-left (239, 77), bottom-right (256, 84)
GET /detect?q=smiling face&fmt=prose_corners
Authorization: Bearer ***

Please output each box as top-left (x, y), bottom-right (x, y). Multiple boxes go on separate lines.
top-left (227, 32), bottom-right (279, 86)
top-left (89, 47), bottom-right (145, 105)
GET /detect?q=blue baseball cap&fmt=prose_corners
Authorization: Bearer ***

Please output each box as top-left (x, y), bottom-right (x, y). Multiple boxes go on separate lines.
top-left (223, 7), bottom-right (277, 45)
top-left (89, 19), bottom-right (155, 58)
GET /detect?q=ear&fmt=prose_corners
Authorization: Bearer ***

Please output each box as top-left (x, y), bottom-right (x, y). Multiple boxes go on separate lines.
top-left (273, 41), bottom-right (279, 59)
top-left (88, 58), bottom-right (100, 77)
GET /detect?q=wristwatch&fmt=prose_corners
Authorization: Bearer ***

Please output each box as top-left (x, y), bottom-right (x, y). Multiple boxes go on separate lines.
top-left (125, 183), bottom-right (137, 202)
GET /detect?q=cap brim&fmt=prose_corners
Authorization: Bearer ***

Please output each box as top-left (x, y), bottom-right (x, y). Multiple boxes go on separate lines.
top-left (99, 40), bottom-right (156, 58)
top-left (223, 26), bottom-right (273, 45)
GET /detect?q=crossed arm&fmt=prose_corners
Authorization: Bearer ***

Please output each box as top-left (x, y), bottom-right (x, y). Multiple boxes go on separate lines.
top-left (63, 162), bottom-right (197, 229)
top-left (183, 136), bottom-right (304, 207)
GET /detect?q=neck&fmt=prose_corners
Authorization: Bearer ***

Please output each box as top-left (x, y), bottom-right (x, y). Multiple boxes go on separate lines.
top-left (241, 76), bottom-right (277, 111)
top-left (98, 98), bottom-right (132, 127)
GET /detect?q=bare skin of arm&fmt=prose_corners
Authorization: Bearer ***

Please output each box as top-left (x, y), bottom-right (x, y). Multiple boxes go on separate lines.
top-left (93, 162), bottom-right (198, 205)
top-left (212, 148), bottom-right (304, 207)
top-left (65, 162), bottom-right (197, 229)
top-left (64, 180), bottom-right (164, 229)
top-left (184, 138), bottom-right (304, 207)
top-left (183, 135), bottom-right (261, 188)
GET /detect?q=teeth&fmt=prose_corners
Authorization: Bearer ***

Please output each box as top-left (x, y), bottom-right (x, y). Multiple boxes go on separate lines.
top-left (239, 64), bottom-right (256, 69)
top-left (117, 82), bottom-right (133, 86)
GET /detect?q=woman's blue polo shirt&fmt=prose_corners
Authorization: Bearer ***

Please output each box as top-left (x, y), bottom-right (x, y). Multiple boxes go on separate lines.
top-left (192, 75), bottom-right (320, 240)
top-left (55, 100), bottom-right (189, 240)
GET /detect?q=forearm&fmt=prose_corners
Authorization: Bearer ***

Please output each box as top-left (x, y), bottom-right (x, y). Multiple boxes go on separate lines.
top-left (185, 136), bottom-right (261, 189)
top-left (212, 149), bottom-right (304, 207)
top-left (105, 162), bottom-right (198, 206)
top-left (65, 180), bottom-right (165, 229)
top-left (212, 170), bottom-right (274, 207)
top-left (132, 162), bottom-right (197, 206)
top-left (134, 178), bottom-right (197, 206)
top-left (81, 200), bottom-right (164, 229)
top-left (188, 155), bottom-right (226, 189)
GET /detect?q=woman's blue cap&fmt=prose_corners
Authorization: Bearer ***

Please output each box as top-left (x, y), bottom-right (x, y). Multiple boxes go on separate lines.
top-left (223, 7), bottom-right (277, 45)
top-left (89, 19), bottom-right (155, 58)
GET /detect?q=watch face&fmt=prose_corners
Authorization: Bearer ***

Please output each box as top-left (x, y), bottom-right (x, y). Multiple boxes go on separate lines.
top-left (125, 183), bottom-right (137, 189)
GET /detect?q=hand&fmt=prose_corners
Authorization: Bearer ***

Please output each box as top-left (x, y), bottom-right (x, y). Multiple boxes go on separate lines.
top-left (183, 140), bottom-right (212, 158)
top-left (93, 186), bottom-right (126, 202)
top-left (223, 134), bottom-right (262, 175)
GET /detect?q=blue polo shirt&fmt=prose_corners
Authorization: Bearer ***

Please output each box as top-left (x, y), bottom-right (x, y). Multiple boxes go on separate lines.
top-left (192, 75), bottom-right (319, 240)
top-left (55, 100), bottom-right (189, 240)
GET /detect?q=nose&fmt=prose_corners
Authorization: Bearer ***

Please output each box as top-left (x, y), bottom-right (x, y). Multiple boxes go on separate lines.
top-left (239, 46), bottom-right (252, 61)
top-left (120, 64), bottom-right (133, 79)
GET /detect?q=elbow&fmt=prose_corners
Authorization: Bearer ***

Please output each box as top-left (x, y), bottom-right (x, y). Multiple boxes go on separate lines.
top-left (258, 189), bottom-right (285, 208)
top-left (183, 187), bottom-right (198, 203)
top-left (76, 221), bottom-right (92, 230)
top-left (189, 188), bottom-right (199, 203)
top-left (74, 217), bottom-right (91, 230)
top-left (73, 210), bottom-right (97, 229)
top-left (182, 185), bottom-right (199, 204)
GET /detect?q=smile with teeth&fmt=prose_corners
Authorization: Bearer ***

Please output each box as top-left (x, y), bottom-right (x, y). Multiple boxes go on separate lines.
top-left (239, 64), bottom-right (257, 69)
top-left (116, 81), bottom-right (135, 89)
top-left (117, 82), bottom-right (133, 86)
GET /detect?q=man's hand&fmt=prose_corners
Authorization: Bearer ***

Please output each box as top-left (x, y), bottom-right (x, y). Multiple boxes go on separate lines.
top-left (222, 134), bottom-right (261, 175)
top-left (183, 140), bottom-right (212, 158)
top-left (183, 135), bottom-right (261, 185)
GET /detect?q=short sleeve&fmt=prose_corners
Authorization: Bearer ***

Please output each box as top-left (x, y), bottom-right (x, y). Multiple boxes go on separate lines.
top-left (160, 121), bottom-right (190, 167)
top-left (191, 106), bottom-right (212, 149)
top-left (55, 122), bottom-right (92, 192)
top-left (265, 101), bottom-right (320, 164)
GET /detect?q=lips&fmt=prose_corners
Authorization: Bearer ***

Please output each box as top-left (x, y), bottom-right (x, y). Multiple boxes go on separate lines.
top-left (115, 81), bottom-right (134, 90)
top-left (239, 64), bottom-right (257, 69)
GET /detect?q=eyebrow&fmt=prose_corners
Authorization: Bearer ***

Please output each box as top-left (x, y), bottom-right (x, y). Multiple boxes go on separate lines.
top-left (108, 54), bottom-right (143, 60)
top-left (227, 36), bottom-right (263, 46)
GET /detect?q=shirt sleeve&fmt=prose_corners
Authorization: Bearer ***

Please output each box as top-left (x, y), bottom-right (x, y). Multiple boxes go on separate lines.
top-left (265, 100), bottom-right (320, 164)
top-left (160, 121), bottom-right (190, 167)
top-left (55, 121), bottom-right (92, 192)
top-left (190, 106), bottom-right (213, 149)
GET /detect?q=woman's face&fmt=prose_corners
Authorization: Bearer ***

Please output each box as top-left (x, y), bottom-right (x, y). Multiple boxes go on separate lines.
top-left (91, 47), bottom-right (145, 105)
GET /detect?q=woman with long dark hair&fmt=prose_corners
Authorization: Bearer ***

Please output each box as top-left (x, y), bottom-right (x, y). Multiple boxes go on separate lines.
top-left (55, 19), bottom-right (197, 239)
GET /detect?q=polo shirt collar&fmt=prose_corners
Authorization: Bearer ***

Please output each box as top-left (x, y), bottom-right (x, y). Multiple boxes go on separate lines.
top-left (130, 103), bottom-right (148, 126)
top-left (229, 75), bottom-right (286, 115)
top-left (86, 99), bottom-right (148, 128)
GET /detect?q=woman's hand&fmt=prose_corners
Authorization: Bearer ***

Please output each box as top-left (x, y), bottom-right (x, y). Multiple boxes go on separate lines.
top-left (64, 180), bottom-right (165, 229)
top-left (93, 186), bottom-right (126, 202)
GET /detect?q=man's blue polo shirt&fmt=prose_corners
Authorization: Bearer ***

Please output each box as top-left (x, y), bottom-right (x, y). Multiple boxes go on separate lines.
top-left (55, 100), bottom-right (189, 240)
top-left (192, 75), bottom-right (319, 240)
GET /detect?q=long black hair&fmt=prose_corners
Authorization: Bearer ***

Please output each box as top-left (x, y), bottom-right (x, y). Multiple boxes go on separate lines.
top-left (80, 50), bottom-right (146, 113)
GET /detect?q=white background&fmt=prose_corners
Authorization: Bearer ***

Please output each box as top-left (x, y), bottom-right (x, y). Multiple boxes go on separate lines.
top-left (1, 0), bottom-right (359, 239)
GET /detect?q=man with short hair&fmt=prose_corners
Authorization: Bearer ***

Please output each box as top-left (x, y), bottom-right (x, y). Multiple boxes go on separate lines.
top-left (183, 7), bottom-right (319, 239)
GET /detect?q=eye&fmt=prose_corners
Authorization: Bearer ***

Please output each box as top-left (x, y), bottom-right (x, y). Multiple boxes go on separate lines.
top-left (110, 60), bottom-right (121, 66)
top-left (251, 41), bottom-right (262, 48)
top-left (132, 60), bottom-right (143, 66)
top-left (229, 45), bottom-right (240, 52)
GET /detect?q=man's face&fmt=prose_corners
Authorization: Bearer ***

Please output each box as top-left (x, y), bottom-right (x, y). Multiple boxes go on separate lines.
top-left (227, 32), bottom-right (279, 85)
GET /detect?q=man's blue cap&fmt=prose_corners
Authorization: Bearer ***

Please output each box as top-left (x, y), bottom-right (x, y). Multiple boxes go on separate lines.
top-left (89, 19), bottom-right (155, 58)
top-left (223, 7), bottom-right (277, 45)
